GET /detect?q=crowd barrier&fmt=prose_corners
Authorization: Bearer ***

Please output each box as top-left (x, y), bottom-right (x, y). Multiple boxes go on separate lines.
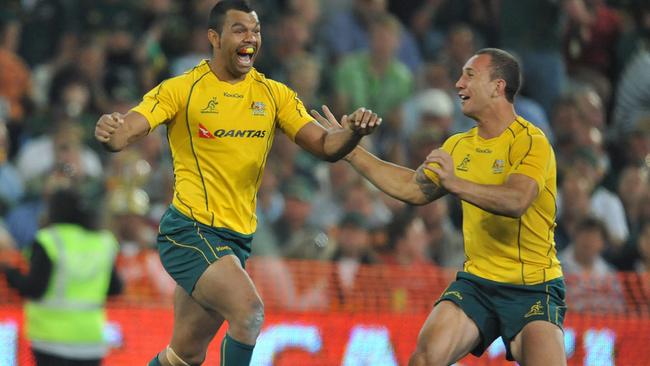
top-left (1, 250), bottom-right (649, 365)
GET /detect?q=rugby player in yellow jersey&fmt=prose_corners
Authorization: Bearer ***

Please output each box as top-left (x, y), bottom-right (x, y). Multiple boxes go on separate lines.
top-left (318, 48), bottom-right (566, 365)
top-left (94, 1), bottom-right (381, 365)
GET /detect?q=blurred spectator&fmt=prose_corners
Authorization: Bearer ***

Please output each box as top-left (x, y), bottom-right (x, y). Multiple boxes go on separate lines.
top-left (255, 10), bottom-right (316, 81)
top-left (559, 216), bottom-right (626, 313)
top-left (310, 161), bottom-right (361, 229)
top-left (383, 208), bottom-right (432, 266)
top-left (0, 188), bottom-right (122, 365)
top-left (416, 197), bottom-right (465, 269)
top-left (618, 115), bottom-right (650, 169)
top-left (285, 54), bottom-right (324, 111)
top-left (571, 147), bottom-right (629, 246)
top-left (16, 0), bottom-right (80, 67)
top-left (498, 0), bottom-right (591, 115)
top-left (323, 0), bottom-right (422, 73)
top-left (402, 88), bottom-right (454, 141)
top-left (0, 14), bottom-right (32, 154)
top-left (564, 0), bottom-right (621, 78)
top-left (334, 13), bottom-right (413, 118)
top-left (0, 121), bottom-right (24, 214)
top-left (274, 178), bottom-right (332, 260)
top-left (612, 46), bottom-right (650, 141)
top-left (16, 120), bottom-right (102, 189)
top-left (340, 180), bottom-right (393, 229)
top-left (406, 127), bottom-right (445, 169)
top-left (437, 23), bottom-right (478, 84)
top-left (329, 212), bottom-right (378, 293)
top-left (7, 121), bottom-right (103, 249)
top-left (169, 24), bottom-right (210, 76)
top-left (401, 0), bottom-right (497, 59)
top-left (330, 212), bottom-right (377, 264)
top-left (556, 171), bottom-right (592, 251)
top-left (255, 163), bottom-right (285, 227)
top-left (109, 185), bottom-right (174, 301)
top-left (29, 67), bottom-right (103, 145)
top-left (551, 96), bottom-right (583, 163)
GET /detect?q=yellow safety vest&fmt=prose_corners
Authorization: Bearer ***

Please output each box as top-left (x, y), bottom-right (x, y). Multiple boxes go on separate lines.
top-left (25, 224), bottom-right (118, 358)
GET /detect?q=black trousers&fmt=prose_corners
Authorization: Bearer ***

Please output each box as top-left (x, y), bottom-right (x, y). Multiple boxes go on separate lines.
top-left (32, 349), bottom-right (101, 366)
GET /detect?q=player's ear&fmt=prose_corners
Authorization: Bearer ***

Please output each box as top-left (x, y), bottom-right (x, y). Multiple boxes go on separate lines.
top-left (494, 79), bottom-right (506, 98)
top-left (207, 29), bottom-right (221, 49)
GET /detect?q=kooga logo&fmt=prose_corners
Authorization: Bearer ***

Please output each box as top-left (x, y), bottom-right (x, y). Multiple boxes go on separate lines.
top-left (198, 123), bottom-right (266, 139)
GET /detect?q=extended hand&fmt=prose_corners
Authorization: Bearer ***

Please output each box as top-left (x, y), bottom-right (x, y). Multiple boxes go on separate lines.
top-left (310, 106), bottom-right (381, 136)
top-left (95, 112), bottom-right (124, 143)
top-left (347, 107), bottom-right (381, 136)
top-left (423, 149), bottom-right (459, 192)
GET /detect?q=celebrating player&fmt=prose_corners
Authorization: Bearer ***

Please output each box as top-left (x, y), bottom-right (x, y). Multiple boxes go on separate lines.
top-left (317, 48), bottom-right (566, 365)
top-left (95, 1), bottom-right (380, 365)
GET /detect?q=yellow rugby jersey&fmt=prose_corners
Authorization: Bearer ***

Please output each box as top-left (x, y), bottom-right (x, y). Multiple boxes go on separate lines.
top-left (425, 117), bottom-right (562, 285)
top-left (132, 60), bottom-right (313, 235)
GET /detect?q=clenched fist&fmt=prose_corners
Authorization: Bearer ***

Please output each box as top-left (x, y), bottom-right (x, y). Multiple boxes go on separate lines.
top-left (95, 112), bottom-right (124, 143)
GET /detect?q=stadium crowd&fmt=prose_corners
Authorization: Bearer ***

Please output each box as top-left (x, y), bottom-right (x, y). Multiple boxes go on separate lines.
top-left (0, 0), bottom-right (649, 315)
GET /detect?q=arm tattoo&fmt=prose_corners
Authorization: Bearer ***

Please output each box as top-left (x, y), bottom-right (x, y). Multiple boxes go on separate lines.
top-left (415, 165), bottom-right (442, 202)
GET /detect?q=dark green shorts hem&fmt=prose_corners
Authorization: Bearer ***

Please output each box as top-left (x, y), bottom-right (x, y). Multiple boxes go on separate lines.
top-left (435, 272), bottom-right (567, 361)
top-left (157, 205), bottom-right (252, 295)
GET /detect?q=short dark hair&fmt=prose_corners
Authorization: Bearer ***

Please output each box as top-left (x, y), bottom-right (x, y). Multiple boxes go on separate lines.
top-left (208, 0), bottom-right (254, 34)
top-left (475, 48), bottom-right (521, 103)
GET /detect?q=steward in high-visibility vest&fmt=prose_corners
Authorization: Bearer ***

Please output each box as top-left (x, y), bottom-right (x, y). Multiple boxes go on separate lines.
top-left (2, 189), bottom-right (123, 366)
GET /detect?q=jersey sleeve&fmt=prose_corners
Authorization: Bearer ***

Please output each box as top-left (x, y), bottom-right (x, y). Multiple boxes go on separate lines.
top-left (273, 82), bottom-right (314, 141)
top-left (131, 79), bottom-right (182, 130)
top-left (508, 133), bottom-right (551, 191)
top-left (422, 135), bottom-right (458, 185)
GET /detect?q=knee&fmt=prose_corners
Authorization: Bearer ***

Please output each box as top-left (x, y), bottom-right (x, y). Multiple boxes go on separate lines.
top-left (232, 296), bottom-right (265, 336)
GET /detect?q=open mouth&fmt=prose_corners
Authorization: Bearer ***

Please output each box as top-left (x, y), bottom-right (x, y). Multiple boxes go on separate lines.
top-left (236, 46), bottom-right (256, 67)
top-left (459, 94), bottom-right (470, 104)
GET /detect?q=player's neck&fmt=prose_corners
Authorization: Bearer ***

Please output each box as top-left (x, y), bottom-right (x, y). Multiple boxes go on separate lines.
top-left (208, 59), bottom-right (247, 84)
top-left (475, 103), bottom-right (517, 139)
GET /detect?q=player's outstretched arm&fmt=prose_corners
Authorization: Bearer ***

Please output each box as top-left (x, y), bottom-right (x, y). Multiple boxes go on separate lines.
top-left (345, 147), bottom-right (446, 205)
top-left (94, 111), bottom-right (150, 152)
top-left (294, 105), bottom-right (381, 162)
top-left (310, 110), bottom-right (445, 204)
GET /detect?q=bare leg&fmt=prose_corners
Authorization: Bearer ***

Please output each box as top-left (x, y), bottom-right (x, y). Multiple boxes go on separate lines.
top-left (156, 286), bottom-right (225, 365)
top-left (157, 255), bottom-right (263, 365)
top-left (509, 320), bottom-right (566, 366)
top-left (409, 301), bottom-right (481, 366)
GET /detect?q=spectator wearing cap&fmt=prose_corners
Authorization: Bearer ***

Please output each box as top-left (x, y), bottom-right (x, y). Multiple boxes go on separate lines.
top-left (402, 88), bottom-right (454, 141)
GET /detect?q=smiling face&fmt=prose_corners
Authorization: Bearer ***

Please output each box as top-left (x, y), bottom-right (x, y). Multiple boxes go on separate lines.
top-left (209, 9), bottom-right (261, 80)
top-left (455, 54), bottom-right (502, 119)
